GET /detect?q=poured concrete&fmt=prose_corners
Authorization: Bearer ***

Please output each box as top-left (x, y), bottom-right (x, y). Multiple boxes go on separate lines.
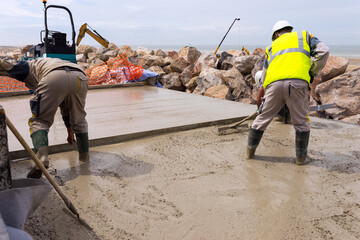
top-left (9, 116), bottom-right (360, 240)
top-left (1, 86), bottom-right (256, 159)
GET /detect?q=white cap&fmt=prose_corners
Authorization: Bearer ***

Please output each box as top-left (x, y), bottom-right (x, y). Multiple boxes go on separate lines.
top-left (271, 20), bottom-right (293, 41)
top-left (255, 70), bottom-right (263, 86)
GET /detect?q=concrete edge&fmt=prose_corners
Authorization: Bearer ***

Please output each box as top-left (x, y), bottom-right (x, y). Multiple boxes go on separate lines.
top-left (0, 82), bottom-right (146, 98)
top-left (9, 116), bottom-right (248, 160)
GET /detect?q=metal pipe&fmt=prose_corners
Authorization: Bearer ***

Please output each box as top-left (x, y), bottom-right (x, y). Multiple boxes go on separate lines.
top-left (214, 18), bottom-right (240, 56)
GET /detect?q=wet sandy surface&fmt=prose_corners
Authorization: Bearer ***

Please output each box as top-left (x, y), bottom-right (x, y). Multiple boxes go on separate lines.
top-left (10, 116), bottom-right (360, 240)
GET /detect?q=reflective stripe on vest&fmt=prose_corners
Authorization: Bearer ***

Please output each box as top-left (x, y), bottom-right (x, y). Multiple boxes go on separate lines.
top-left (263, 31), bottom-right (311, 89)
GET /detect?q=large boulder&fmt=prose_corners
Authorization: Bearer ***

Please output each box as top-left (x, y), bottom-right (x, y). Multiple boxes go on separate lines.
top-left (118, 45), bottom-right (134, 57)
top-left (95, 46), bottom-right (109, 55)
top-left (196, 67), bottom-right (224, 94)
top-left (20, 45), bottom-right (34, 55)
top-left (108, 43), bottom-right (119, 51)
top-left (185, 76), bottom-right (198, 92)
top-left (76, 45), bottom-right (95, 55)
top-left (231, 80), bottom-right (253, 104)
top-left (170, 57), bottom-right (188, 73)
top-left (221, 67), bottom-right (252, 103)
top-left (252, 48), bottom-right (266, 56)
top-left (193, 52), bottom-right (217, 75)
top-left (179, 46), bottom-right (202, 64)
top-left (155, 49), bottom-right (167, 58)
top-left (204, 85), bottom-right (229, 100)
top-left (104, 50), bottom-right (118, 59)
top-left (180, 64), bottom-right (195, 86)
top-left (167, 51), bottom-right (179, 60)
top-left (162, 73), bottom-right (184, 91)
top-left (341, 114), bottom-right (360, 125)
top-left (226, 50), bottom-right (244, 57)
top-left (136, 46), bottom-right (155, 56)
top-left (315, 69), bottom-right (360, 120)
top-left (222, 67), bottom-right (244, 90)
top-left (76, 53), bottom-right (87, 63)
top-left (138, 55), bottom-right (166, 68)
top-left (148, 66), bottom-right (166, 80)
top-left (216, 52), bottom-right (234, 70)
top-left (317, 55), bottom-right (349, 82)
top-left (234, 55), bottom-right (259, 76)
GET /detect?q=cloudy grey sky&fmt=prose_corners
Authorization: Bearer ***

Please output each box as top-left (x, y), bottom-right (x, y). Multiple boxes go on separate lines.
top-left (0, 0), bottom-right (359, 48)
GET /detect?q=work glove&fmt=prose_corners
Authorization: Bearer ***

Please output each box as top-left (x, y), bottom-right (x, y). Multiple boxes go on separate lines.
top-left (257, 86), bottom-right (265, 108)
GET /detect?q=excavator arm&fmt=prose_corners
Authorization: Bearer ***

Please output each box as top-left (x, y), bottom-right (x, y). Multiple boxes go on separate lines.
top-left (76, 23), bottom-right (109, 48)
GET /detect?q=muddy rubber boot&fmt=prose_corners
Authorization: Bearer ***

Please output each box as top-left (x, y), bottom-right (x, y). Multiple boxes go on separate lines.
top-left (295, 131), bottom-right (310, 165)
top-left (76, 132), bottom-right (89, 162)
top-left (27, 130), bottom-right (49, 179)
top-left (246, 128), bottom-right (264, 159)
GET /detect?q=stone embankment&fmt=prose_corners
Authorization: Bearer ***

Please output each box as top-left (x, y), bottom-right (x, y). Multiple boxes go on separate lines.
top-left (2, 44), bottom-right (360, 124)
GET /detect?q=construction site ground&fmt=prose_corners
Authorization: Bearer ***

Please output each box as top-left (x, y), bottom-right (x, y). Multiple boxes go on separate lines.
top-left (4, 86), bottom-right (360, 240)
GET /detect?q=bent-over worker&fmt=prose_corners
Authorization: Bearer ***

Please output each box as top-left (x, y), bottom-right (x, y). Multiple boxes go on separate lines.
top-left (0, 57), bottom-right (89, 178)
top-left (247, 20), bottom-right (329, 165)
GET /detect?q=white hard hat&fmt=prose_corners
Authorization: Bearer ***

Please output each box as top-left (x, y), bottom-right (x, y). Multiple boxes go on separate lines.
top-left (255, 70), bottom-right (263, 86)
top-left (271, 20), bottom-right (293, 41)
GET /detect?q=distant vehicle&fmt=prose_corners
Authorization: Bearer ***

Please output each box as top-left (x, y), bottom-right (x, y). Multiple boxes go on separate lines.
top-left (76, 23), bottom-right (109, 49)
top-left (24, 0), bottom-right (77, 63)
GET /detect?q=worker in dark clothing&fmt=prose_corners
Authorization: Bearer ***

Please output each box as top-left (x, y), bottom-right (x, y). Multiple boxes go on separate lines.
top-left (0, 57), bottom-right (89, 178)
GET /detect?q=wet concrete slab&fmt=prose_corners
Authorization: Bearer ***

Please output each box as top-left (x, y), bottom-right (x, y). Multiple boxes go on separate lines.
top-left (1, 86), bottom-right (256, 159)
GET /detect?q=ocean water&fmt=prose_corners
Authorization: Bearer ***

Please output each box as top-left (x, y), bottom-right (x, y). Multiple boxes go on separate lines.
top-left (127, 44), bottom-right (360, 59)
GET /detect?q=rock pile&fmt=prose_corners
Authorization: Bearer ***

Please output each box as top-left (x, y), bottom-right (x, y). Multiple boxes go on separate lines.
top-left (1, 44), bottom-right (359, 124)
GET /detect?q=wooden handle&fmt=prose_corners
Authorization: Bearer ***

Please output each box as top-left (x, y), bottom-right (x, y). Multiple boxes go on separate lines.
top-left (5, 116), bottom-right (79, 217)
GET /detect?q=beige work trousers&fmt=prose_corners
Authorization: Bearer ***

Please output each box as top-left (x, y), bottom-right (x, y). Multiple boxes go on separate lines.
top-left (252, 79), bottom-right (310, 132)
top-left (29, 69), bottom-right (88, 134)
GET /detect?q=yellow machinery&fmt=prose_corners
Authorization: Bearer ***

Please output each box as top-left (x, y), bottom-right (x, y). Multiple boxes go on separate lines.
top-left (76, 23), bottom-right (109, 48)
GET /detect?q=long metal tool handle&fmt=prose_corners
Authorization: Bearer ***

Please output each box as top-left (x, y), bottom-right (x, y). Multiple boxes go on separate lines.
top-left (228, 111), bottom-right (258, 129)
top-left (5, 115), bottom-right (80, 218)
top-left (214, 18), bottom-right (240, 56)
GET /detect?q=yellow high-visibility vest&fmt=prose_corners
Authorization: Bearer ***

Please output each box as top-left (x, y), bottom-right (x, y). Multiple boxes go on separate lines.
top-left (263, 31), bottom-right (311, 89)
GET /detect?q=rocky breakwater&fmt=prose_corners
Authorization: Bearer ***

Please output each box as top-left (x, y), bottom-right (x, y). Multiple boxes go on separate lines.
top-left (2, 44), bottom-right (359, 125)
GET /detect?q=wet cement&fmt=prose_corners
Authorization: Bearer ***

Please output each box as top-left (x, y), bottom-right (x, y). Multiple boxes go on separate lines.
top-left (9, 116), bottom-right (360, 240)
top-left (1, 86), bottom-right (255, 159)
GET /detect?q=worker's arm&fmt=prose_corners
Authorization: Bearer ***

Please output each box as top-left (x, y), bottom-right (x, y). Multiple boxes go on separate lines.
top-left (256, 56), bottom-right (267, 108)
top-left (5, 61), bottom-right (29, 81)
top-left (59, 102), bottom-right (74, 144)
top-left (308, 33), bottom-right (330, 77)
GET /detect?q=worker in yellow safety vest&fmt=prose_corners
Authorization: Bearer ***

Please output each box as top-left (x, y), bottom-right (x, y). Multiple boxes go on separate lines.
top-left (247, 20), bottom-right (329, 165)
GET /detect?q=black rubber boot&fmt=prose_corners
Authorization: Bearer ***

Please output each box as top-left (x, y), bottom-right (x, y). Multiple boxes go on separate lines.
top-left (27, 130), bottom-right (49, 179)
top-left (295, 131), bottom-right (310, 165)
top-left (246, 128), bottom-right (264, 159)
top-left (76, 132), bottom-right (89, 162)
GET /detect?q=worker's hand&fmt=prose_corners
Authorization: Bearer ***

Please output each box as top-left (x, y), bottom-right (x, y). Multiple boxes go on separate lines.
top-left (67, 128), bottom-right (75, 145)
top-left (257, 86), bottom-right (265, 108)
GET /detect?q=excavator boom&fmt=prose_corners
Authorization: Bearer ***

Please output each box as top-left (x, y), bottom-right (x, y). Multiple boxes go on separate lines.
top-left (76, 23), bottom-right (109, 48)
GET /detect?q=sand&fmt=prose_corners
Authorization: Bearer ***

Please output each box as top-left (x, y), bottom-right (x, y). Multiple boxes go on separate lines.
top-left (9, 116), bottom-right (360, 240)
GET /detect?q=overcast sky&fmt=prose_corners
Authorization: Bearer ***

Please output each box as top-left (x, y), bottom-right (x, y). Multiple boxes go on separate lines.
top-left (0, 0), bottom-right (359, 49)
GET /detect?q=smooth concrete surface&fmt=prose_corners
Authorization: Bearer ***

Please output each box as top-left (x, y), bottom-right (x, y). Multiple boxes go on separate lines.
top-left (1, 86), bottom-right (256, 159)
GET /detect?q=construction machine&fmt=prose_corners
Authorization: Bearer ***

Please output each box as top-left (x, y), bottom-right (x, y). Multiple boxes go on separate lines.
top-left (76, 23), bottom-right (109, 48)
top-left (24, 0), bottom-right (77, 62)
